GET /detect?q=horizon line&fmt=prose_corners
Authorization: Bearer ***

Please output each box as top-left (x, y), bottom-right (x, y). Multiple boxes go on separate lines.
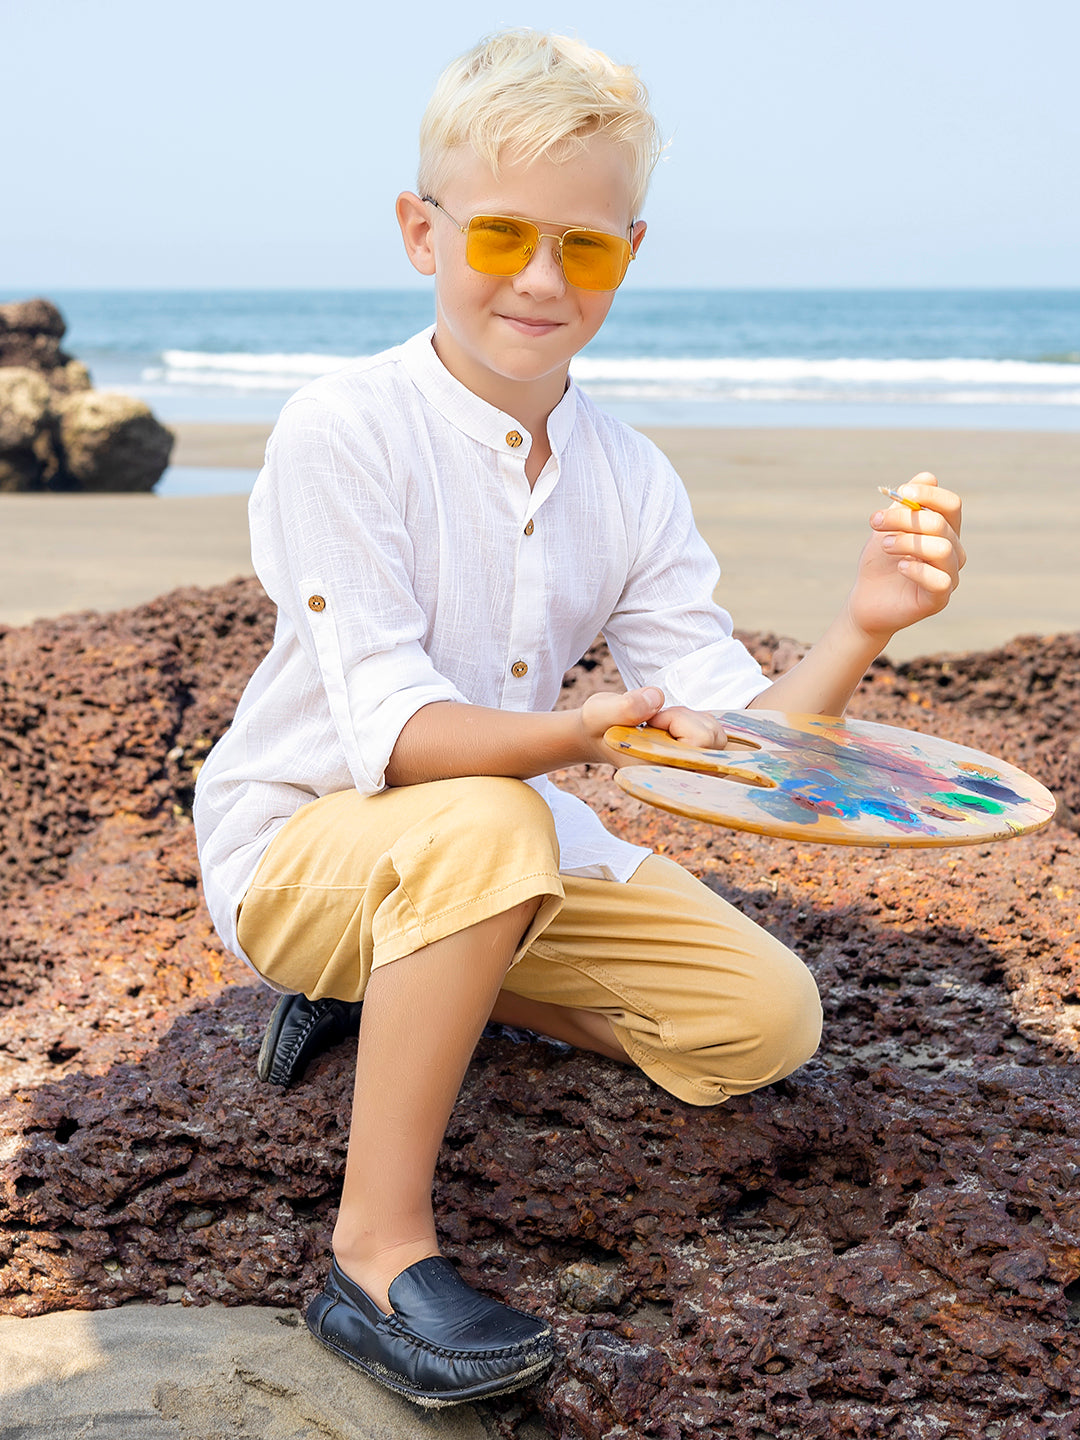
top-left (4, 284), bottom-right (1079, 297)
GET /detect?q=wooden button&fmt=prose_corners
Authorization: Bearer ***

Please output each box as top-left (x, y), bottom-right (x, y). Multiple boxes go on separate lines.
top-left (505, 430), bottom-right (523, 448)
top-left (308, 595), bottom-right (326, 612)
top-left (510, 660), bottom-right (529, 678)
top-left (524, 519), bottom-right (535, 536)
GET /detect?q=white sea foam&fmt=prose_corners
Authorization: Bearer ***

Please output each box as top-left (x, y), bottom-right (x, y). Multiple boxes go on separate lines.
top-left (149, 349), bottom-right (1080, 405)
top-left (156, 349), bottom-right (358, 389)
top-left (570, 356), bottom-right (1080, 385)
top-left (572, 355), bottom-right (1080, 405)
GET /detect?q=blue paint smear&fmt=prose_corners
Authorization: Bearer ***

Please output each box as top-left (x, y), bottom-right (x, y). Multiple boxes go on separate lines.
top-left (952, 772), bottom-right (1026, 805)
top-left (777, 777), bottom-right (860, 819)
top-left (860, 797), bottom-right (921, 826)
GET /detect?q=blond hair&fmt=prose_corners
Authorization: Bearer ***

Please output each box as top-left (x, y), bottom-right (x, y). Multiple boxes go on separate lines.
top-left (418, 30), bottom-right (662, 218)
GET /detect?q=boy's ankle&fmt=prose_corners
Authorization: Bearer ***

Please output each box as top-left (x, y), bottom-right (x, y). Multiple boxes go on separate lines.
top-left (331, 1234), bottom-right (442, 1316)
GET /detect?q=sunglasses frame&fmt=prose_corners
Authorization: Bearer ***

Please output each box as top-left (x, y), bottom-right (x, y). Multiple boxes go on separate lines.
top-left (421, 196), bottom-right (636, 293)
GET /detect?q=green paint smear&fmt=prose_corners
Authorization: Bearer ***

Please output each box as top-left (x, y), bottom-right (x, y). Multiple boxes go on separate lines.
top-left (933, 790), bottom-right (1005, 815)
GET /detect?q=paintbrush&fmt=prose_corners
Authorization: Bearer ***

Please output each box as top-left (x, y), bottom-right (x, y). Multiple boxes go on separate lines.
top-left (878, 486), bottom-right (922, 512)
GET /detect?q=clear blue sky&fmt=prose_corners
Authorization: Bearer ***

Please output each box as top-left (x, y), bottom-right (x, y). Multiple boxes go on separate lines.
top-left (5, 0), bottom-right (1077, 290)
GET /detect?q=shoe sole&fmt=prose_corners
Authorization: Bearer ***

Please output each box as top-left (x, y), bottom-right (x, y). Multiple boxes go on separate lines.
top-left (305, 1319), bottom-right (554, 1408)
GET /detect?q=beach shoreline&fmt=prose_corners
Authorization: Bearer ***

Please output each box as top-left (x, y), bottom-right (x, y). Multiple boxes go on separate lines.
top-left (2, 423), bottom-right (1076, 661)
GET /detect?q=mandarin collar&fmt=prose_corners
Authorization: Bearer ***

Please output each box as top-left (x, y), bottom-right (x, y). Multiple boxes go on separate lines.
top-left (399, 327), bottom-right (578, 458)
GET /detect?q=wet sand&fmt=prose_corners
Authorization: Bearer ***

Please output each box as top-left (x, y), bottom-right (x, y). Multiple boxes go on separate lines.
top-left (1, 424), bottom-right (1076, 661)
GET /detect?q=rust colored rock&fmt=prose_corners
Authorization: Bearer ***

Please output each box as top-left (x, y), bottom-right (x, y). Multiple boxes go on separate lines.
top-left (0, 579), bottom-right (274, 901)
top-left (56, 390), bottom-right (174, 493)
top-left (1, 578), bottom-right (1079, 1439)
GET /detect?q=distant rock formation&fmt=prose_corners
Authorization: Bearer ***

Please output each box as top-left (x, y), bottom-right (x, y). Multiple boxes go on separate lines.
top-left (0, 298), bottom-right (173, 492)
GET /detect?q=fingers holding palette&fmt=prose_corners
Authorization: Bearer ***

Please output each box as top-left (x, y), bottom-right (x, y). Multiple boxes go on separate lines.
top-left (604, 723), bottom-right (769, 784)
top-left (604, 710), bottom-right (1056, 848)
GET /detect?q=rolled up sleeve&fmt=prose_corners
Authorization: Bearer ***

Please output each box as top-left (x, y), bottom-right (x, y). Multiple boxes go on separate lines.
top-left (249, 395), bottom-right (467, 793)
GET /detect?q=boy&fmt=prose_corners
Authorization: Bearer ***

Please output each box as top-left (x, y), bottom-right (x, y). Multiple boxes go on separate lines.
top-left (194, 29), bottom-right (964, 1409)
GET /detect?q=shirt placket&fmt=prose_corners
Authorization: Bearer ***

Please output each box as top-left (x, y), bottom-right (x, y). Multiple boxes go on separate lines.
top-left (500, 436), bottom-right (555, 707)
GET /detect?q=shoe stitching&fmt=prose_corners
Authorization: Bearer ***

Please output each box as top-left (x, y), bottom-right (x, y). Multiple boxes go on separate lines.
top-left (382, 1312), bottom-right (552, 1362)
top-left (271, 1006), bottom-right (328, 1081)
top-left (270, 1001), bottom-right (362, 1082)
top-left (326, 1289), bottom-right (550, 1362)
top-left (314, 1331), bottom-right (552, 1406)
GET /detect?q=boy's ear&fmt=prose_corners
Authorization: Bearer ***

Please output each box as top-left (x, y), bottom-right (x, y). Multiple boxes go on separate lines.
top-left (631, 220), bottom-right (647, 256)
top-left (396, 192), bottom-right (437, 276)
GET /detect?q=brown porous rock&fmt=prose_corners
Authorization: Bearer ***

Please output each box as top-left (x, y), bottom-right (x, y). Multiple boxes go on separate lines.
top-left (1, 578), bottom-right (1078, 1440)
top-left (0, 297), bottom-right (172, 491)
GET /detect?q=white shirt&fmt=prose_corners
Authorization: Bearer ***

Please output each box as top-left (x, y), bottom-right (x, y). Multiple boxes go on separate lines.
top-left (194, 329), bottom-right (771, 964)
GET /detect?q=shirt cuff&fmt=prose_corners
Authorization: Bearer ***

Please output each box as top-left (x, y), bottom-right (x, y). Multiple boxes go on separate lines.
top-left (652, 635), bottom-right (772, 713)
top-left (343, 645), bottom-right (468, 791)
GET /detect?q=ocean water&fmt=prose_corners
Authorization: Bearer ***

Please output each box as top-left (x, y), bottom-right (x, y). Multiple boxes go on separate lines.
top-left (12, 289), bottom-right (1080, 463)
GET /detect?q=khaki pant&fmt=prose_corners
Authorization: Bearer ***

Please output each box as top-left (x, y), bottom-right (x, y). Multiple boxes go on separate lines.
top-left (236, 777), bottom-right (821, 1107)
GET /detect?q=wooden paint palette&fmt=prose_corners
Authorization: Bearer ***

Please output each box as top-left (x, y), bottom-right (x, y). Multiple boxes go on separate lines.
top-left (604, 710), bottom-right (1057, 848)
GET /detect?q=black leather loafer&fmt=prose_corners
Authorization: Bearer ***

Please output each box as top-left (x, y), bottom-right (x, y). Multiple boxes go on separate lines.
top-left (256, 993), bottom-right (364, 1087)
top-left (305, 1256), bottom-right (554, 1408)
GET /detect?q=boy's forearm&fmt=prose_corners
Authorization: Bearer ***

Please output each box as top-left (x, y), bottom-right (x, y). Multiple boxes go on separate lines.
top-left (747, 604), bottom-right (889, 719)
top-left (385, 702), bottom-right (590, 787)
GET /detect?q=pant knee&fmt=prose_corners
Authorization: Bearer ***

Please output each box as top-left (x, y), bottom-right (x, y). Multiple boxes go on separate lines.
top-left (673, 946), bottom-right (823, 1103)
top-left (459, 775), bottom-right (558, 841)
top-left (431, 776), bottom-right (559, 868)
top-left (749, 953), bottom-right (823, 1084)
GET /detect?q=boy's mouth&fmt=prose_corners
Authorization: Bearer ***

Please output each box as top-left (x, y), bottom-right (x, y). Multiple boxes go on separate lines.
top-left (499, 314), bottom-right (565, 337)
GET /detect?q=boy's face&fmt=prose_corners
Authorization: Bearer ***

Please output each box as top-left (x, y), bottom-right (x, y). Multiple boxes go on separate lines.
top-left (398, 133), bottom-right (644, 420)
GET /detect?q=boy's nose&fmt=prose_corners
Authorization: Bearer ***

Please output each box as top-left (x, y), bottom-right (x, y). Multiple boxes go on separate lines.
top-left (514, 234), bottom-right (566, 298)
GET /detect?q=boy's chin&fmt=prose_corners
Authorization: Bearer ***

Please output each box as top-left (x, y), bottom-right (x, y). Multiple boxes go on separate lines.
top-left (435, 324), bottom-right (577, 391)
top-left (487, 354), bottom-right (574, 387)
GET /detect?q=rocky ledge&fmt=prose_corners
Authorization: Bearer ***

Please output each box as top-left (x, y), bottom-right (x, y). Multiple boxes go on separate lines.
top-left (0, 579), bottom-right (1077, 1439)
top-left (0, 298), bottom-right (173, 492)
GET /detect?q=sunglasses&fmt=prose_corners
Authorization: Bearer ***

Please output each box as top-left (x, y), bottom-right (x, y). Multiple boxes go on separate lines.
top-left (422, 196), bottom-right (636, 292)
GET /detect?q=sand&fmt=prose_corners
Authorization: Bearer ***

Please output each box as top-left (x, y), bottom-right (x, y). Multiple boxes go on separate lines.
top-left (2, 424), bottom-right (1076, 660)
top-left (0, 1301), bottom-right (493, 1438)
top-left (0, 492), bottom-right (253, 629)
top-left (654, 426), bottom-right (1079, 661)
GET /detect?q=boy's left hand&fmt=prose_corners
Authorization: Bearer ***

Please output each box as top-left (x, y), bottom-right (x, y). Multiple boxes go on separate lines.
top-left (849, 472), bottom-right (966, 641)
top-left (649, 706), bottom-right (728, 751)
top-left (582, 689), bottom-right (726, 766)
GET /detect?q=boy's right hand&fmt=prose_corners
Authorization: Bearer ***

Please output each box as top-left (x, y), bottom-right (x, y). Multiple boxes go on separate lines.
top-left (580, 688), bottom-right (729, 768)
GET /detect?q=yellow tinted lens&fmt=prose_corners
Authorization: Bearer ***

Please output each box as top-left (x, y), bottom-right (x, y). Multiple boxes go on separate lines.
top-left (560, 230), bottom-right (632, 291)
top-left (466, 216), bottom-right (538, 276)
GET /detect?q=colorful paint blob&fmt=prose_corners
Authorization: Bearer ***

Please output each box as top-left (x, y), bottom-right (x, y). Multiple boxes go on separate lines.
top-left (609, 710), bottom-right (1057, 848)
